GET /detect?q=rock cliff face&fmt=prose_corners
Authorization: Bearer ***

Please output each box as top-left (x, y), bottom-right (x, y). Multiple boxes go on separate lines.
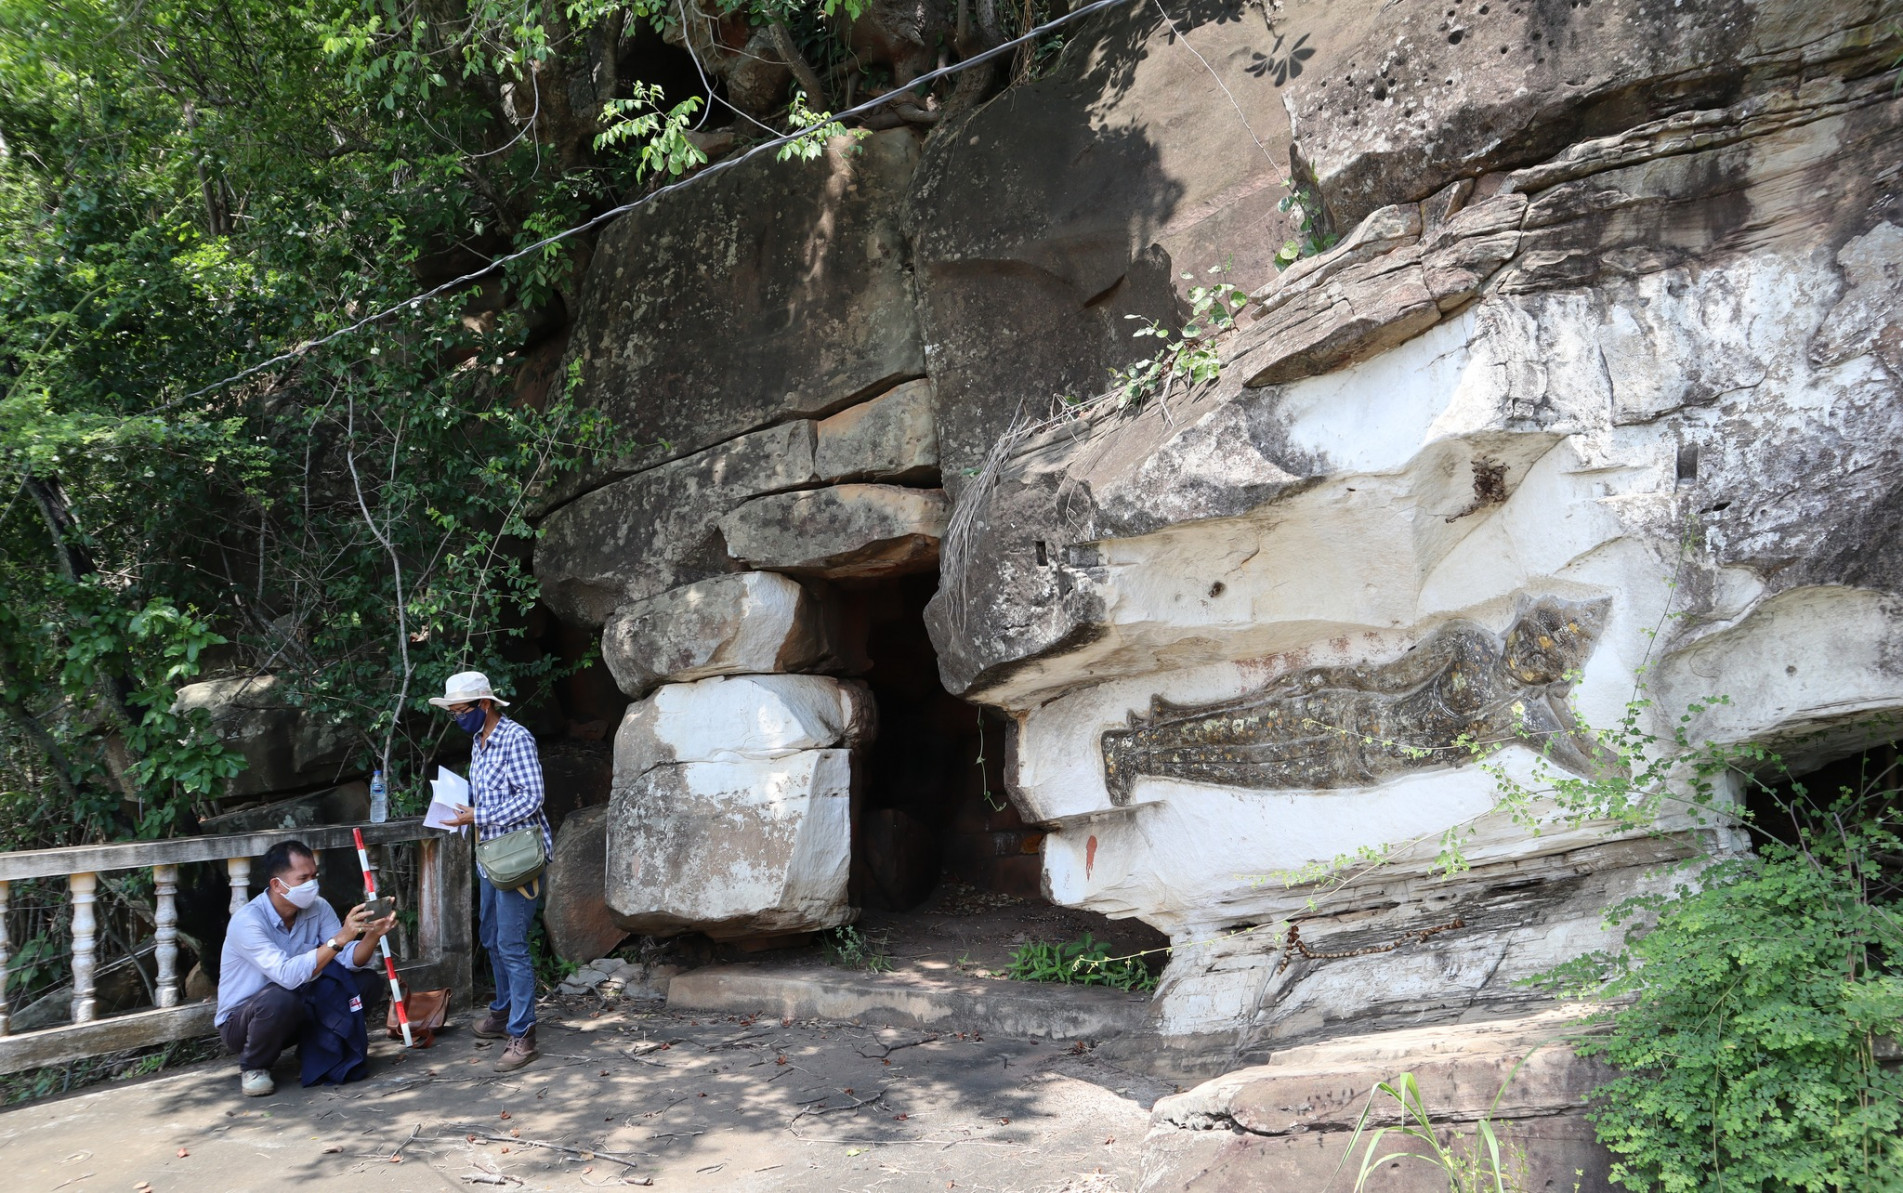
top-left (531, 0), bottom-right (1901, 1093)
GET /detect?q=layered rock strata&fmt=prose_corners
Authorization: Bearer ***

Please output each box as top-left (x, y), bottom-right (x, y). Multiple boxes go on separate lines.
top-left (914, 6), bottom-right (1903, 1059)
top-left (525, 0), bottom-right (1902, 1105)
top-left (1137, 1011), bottom-right (1615, 1192)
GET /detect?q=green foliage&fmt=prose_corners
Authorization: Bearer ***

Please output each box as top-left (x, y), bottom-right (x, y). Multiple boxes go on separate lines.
top-left (820, 924), bottom-right (892, 972)
top-left (596, 85), bottom-right (708, 180)
top-left (1107, 264), bottom-right (1248, 409)
top-left (1006, 933), bottom-right (1158, 992)
top-left (1340, 1071), bottom-right (1530, 1193)
top-left (775, 90), bottom-right (866, 162)
top-left (1539, 780), bottom-right (1903, 1193)
top-left (0, 0), bottom-right (651, 841)
top-left (1275, 180), bottom-right (1337, 269)
top-left (527, 915), bottom-right (580, 989)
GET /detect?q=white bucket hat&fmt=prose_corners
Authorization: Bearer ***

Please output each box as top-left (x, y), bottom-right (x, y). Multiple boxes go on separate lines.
top-left (428, 671), bottom-right (510, 709)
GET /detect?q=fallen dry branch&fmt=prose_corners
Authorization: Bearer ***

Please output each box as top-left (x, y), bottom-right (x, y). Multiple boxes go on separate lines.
top-left (789, 1088), bottom-right (889, 1127)
top-left (855, 1035), bottom-right (938, 1060)
top-left (452, 1130), bottom-right (652, 1168)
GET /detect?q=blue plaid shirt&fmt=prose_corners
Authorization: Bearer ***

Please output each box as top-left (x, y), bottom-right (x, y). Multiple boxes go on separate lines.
top-left (471, 716), bottom-right (551, 857)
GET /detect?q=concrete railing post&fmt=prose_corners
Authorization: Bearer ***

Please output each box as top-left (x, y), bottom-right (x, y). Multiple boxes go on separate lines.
top-left (0, 878), bottom-right (10, 1035)
top-left (227, 857), bottom-right (251, 916)
top-left (153, 865), bottom-right (179, 1009)
top-left (69, 872), bottom-right (97, 1024)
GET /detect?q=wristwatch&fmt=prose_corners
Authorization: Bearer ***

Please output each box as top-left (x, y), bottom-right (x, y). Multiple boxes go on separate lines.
top-left (325, 936), bottom-right (343, 952)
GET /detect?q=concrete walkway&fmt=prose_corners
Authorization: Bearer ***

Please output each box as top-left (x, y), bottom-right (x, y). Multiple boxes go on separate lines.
top-left (3, 997), bottom-right (1172, 1193)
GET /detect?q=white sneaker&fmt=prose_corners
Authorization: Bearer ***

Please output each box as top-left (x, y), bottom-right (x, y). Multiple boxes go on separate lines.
top-left (240, 1069), bottom-right (275, 1097)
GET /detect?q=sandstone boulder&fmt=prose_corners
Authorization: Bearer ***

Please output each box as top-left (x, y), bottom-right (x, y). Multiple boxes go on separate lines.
top-left (815, 379), bottom-right (938, 482)
top-left (534, 420), bottom-right (817, 627)
top-left (720, 484), bottom-right (946, 579)
top-left (543, 805), bottom-right (636, 964)
top-left (907, 6), bottom-right (1295, 491)
top-left (174, 675), bottom-right (358, 798)
top-left (605, 750), bottom-right (855, 939)
top-left (601, 572), bottom-right (833, 699)
top-left (914, 11), bottom-right (1903, 1062)
top-left (1139, 1012), bottom-right (1614, 1190)
top-left (561, 128), bottom-right (923, 476)
top-left (611, 673), bottom-right (873, 785)
top-left (197, 780), bottom-right (369, 832)
top-left (1274, 0), bottom-right (1890, 231)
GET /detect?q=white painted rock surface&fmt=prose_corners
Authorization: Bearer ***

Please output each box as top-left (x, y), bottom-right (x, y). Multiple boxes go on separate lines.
top-left (719, 484), bottom-right (946, 578)
top-left (601, 572), bottom-right (833, 698)
top-left (611, 673), bottom-right (871, 786)
top-left (816, 378), bottom-right (938, 481)
top-left (605, 749), bottom-right (855, 938)
top-left (919, 67), bottom-right (1903, 1056)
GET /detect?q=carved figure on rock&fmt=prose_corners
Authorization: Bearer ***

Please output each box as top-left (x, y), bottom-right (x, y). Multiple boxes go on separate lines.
top-left (1100, 597), bottom-right (1612, 804)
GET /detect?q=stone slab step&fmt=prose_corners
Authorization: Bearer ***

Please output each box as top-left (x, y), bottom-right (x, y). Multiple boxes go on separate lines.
top-left (666, 963), bottom-right (1152, 1040)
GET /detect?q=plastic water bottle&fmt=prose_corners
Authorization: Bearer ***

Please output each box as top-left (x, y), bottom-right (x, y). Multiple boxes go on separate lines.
top-left (370, 769), bottom-right (389, 823)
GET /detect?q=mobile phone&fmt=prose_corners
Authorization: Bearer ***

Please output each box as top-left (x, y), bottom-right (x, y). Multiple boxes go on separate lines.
top-left (360, 895), bottom-right (396, 920)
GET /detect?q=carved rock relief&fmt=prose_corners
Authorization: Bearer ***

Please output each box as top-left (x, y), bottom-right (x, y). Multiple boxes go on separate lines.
top-left (1099, 597), bottom-right (1612, 805)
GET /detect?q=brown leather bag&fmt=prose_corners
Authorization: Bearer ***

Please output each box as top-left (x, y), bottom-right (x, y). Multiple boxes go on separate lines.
top-left (386, 986), bottom-right (451, 1047)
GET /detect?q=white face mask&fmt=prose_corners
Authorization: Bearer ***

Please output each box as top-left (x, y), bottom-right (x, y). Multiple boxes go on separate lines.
top-left (276, 877), bottom-right (321, 910)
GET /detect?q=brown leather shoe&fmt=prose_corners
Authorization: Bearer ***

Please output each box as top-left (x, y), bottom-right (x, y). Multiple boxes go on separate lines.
top-left (495, 1029), bottom-right (538, 1072)
top-left (472, 1009), bottom-right (509, 1040)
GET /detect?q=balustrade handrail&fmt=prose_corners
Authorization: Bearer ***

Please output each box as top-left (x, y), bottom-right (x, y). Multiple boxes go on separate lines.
top-left (0, 815), bottom-right (473, 1074)
top-left (0, 817), bottom-right (438, 881)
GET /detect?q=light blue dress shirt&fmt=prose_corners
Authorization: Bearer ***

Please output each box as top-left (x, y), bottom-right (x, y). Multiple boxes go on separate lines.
top-left (214, 890), bottom-right (367, 1026)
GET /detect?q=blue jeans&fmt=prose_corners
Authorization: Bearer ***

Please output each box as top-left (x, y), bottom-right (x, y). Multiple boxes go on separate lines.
top-left (478, 875), bottom-right (539, 1037)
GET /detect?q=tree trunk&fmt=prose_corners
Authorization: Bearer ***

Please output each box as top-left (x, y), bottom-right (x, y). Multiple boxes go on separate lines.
top-left (23, 472), bottom-right (143, 803)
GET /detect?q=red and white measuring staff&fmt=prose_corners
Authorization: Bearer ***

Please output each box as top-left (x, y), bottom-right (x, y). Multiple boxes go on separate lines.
top-left (352, 827), bottom-right (414, 1047)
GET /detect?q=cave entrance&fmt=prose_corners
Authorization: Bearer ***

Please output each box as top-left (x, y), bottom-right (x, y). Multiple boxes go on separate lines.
top-left (831, 571), bottom-right (1172, 978)
top-left (836, 572), bottom-right (1042, 911)
top-left (1748, 733), bottom-right (1902, 848)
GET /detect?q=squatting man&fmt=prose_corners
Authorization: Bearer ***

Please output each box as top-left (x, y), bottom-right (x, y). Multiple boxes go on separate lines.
top-left (214, 839), bottom-right (396, 1097)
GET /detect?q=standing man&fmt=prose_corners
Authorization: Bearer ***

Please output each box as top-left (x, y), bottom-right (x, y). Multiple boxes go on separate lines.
top-left (431, 670), bottom-right (551, 1072)
top-left (215, 839), bottom-right (397, 1096)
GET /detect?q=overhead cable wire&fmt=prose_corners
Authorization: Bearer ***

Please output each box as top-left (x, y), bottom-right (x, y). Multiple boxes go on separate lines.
top-left (179, 0), bottom-right (1144, 403)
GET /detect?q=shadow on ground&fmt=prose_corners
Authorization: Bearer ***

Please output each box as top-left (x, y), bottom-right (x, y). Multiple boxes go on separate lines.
top-left (3, 993), bottom-right (1173, 1193)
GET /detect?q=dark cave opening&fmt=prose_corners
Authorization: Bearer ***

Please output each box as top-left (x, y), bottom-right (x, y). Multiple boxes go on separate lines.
top-left (836, 572), bottom-right (1045, 912)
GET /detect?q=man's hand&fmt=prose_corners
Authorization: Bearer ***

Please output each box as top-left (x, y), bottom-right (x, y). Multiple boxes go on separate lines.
top-left (342, 902), bottom-right (375, 941)
top-left (362, 911), bottom-right (399, 942)
top-left (447, 803), bottom-right (476, 828)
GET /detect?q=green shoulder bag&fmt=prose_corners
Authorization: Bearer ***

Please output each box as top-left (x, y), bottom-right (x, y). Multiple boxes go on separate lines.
top-left (476, 826), bottom-right (547, 892)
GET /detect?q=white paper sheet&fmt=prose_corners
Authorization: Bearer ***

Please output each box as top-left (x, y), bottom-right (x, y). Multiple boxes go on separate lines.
top-left (425, 767), bottom-right (471, 833)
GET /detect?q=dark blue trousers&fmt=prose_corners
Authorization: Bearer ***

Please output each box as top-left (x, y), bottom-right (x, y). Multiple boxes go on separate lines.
top-left (478, 875), bottom-right (539, 1037)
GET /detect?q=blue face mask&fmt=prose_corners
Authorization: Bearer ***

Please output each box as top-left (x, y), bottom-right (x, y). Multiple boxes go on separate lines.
top-left (455, 708), bottom-right (487, 734)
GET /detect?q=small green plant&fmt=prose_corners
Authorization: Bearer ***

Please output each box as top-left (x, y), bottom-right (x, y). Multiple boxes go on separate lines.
top-left (1275, 179), bottom-right (1338, 270)
top-left (1006, 933), bottom-right (1158, 992)
top-left (820, 925), bottom-right (892, 973)
top-left (1108, 263), bottom-right (1249, 408)
top-left (526, 917), bottom-right (579, 990)
top-left (1338, 1071), bottom-right (1529, 1193)
top-left (594, 83), bottom-right (709, 181)
top-left (776, 90), bottom-right (868, 162)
